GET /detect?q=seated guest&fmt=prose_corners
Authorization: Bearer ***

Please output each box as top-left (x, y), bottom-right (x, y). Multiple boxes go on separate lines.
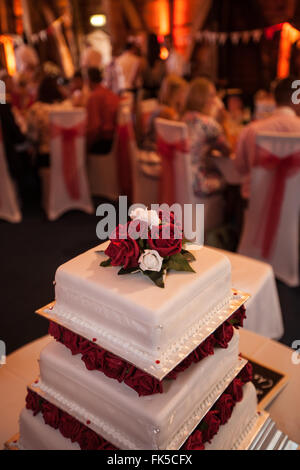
top-left (142, 74), bottom-right (188, 151)
top-left (235, 76), bottom-right (300, 201)
top-left (27, 75), bottom-right (72, 168)
top-left (183, 77), bottom-right (231, 196)
top-left (86, 67), bottom-right (120, 154)
top-left (69, 70), bottom-right (89, 107)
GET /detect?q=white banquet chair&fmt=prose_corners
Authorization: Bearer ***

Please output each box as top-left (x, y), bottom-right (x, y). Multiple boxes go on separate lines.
top-left (238, 132), bottom-right (300, 287)
top-left (155, 118), bottom-right (225, 235)
top-left (116, 104), bottom-right (160, 206)
top-left (0, 121), bottom-right (22, 223)
top-left (44, 109), bottom-right (93, 221)
top-left (86, 98), bottom-right (135, 201)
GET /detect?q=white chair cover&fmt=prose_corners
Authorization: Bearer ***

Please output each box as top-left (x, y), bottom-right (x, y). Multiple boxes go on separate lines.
top-left (238, 132), bottom-right (300, 287)
top-left (0, 121), bottom-right (22, 223)
top-left (87, 100), bottom-right (135, 201)
top-left (155, 118), bottom-right (225, 234)
top-left (47, 109), bottom-right (93, 221)
top-left (116, 104), bottom-right (160, 206)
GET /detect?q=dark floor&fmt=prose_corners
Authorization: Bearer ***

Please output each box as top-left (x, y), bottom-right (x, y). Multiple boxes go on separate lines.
top-left (1, 197), bottom-right (299, 355)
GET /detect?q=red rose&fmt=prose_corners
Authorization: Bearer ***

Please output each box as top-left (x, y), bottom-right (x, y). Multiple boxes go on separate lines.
top-left (214, 393), bottom-right (235, 425)
top-left (214, 322), bottom-right (234, 349)
top-left (48, 321), bottom-right (62, 342)
top-left (201, 410), bottom-right (221, 443)
top-left (102, 352), bottom-right (129, 383)
top-left (173, 355), bottom-right (194, 374)
top-left (158, 211), bottom-right (183, 232)
top-left (42, 401), bottom-right (61, 429)
top-left (59, 412), bottom-right (83, 442)
top-left (124, 368), bottom-right (163, 396)
top-left (128, 220), bottom-right (149, 240)
top-left (238, 363), bottom-right (253, 385)
top-left (78, 337), bottom-right (94, 355)
top-left (148, 224), bottom-right (182, 258)
top-left (105, 238), bottom-right (140, 270)
top-left (62, 329), bottom-right (81, 355)
top-left (26, 390), bottom-right (42, 416)
top-left (81, 347), bottom-right (104, 371)
top-left (183, 431), bottom-right (205, 450)
top-left (226, 378), bottom-right (244, 403)
top-left (77, 427), bottom-right (101, 450)
top-left (196, 335), bottom-right (216, 359)
top-left (100, 441), bottom-right (118, 450)
top-left (230, 305), bottom-right (247, 329)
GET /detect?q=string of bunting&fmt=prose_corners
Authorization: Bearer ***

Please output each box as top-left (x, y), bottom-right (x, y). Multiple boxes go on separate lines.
top-left (195, 23), bottom-right (288, 45)
top-left (10, 14), bottom-right (67, 47)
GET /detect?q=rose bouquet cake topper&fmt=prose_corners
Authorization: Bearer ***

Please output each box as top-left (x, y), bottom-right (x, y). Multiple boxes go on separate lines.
top-left (99, 208), bottom-right (196, 288)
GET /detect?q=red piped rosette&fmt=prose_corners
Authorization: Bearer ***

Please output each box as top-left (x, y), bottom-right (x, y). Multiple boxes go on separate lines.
top-left (47, 305), bottom-right (247, 397)
top-left (25, 363), bottom-right (253, 451)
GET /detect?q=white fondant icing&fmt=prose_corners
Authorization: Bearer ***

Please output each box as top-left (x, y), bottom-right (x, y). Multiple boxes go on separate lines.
top-left (38, 331), bottom-right (241, 450)
top-left (53, 244), bottom-right (231, 374)
top-left (19, 408), bottom-right (80, 450)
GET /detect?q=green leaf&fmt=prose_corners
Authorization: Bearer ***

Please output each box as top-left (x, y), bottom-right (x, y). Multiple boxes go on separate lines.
top-left (100, 258), bottom-right (112, 267)
top-left (144, 270), bottom-right (165, 288)
top-left (167, 253), bottom-right (195, 273)
top-left (181, 249), bottom-right (196, 262)
top-left (118, 267), bottom-right (140, 275)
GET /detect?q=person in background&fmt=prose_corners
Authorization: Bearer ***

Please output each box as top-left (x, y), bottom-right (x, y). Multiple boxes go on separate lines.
top-left (103, 55), bottom-right (125, 95)
top-left (235, 76), bottom-right (300, 202)
top-left (86, 67), bottom-right (120, 155)
top-left (142, 34), bottom-right (167, 99)
top-left (0, 72), bottom-right (33, 204)
top-left (27, 75), bottom-right (72, 168)
top-left (141, 74), bottom-right (188, 150)
top-left (69, 70), bottom-right (89, 107)
top-left (183, 77), bottom-right (231, 196)
top-left (116, 41), bottom-right (142, 94)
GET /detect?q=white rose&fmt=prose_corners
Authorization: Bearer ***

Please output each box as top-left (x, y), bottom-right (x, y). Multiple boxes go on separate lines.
top-left (139, 250), bottom-right (163, 272)
top-left (130, 208), bottom-right (160, 228)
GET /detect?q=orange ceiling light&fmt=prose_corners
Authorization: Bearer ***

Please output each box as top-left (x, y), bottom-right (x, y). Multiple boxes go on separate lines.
top-left (278, 22), bottom-right (300, 78)
top-left (0, 36), bottom-right (16, 75)
top-left (144, 0), bottom-right (170, 37)
top-left (173, 0), bottom-right (191, 53)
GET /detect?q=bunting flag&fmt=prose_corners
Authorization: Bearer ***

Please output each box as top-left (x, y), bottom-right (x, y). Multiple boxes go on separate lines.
top-left (195, 23), bottom-right (293, 46)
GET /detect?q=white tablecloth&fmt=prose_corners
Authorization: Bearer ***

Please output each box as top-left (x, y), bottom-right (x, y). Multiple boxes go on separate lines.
top-left (215, 249), bottom-right (284, 340)
top-left (0, 330), bottom-right (299, 449)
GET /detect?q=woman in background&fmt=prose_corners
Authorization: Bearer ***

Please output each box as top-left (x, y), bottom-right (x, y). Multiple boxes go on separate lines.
top-left (27, 75), bottom-right (72, 169)
top-left (183, 77), bottom-right (231, 196)
top-left (141, 74), bottom-right (188, 151)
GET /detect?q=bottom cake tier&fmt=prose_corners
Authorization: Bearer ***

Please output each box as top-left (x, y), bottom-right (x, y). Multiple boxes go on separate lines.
top-left (19, 383), bottom-right (257, 451)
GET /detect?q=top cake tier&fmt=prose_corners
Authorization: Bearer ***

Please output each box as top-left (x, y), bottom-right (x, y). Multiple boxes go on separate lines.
top-left (51, 244), bottom-right (232, 378)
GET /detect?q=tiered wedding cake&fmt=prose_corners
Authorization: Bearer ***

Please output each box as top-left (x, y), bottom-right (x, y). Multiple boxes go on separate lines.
top-left (18, 210), bottom-right (259, 450)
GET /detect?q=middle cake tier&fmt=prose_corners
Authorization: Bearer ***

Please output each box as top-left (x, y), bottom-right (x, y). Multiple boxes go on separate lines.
top-left (36, 330), bottom-right (243, 450)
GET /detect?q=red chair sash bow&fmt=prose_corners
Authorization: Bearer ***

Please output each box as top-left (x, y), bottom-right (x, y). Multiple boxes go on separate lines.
top-left (116, 123), bottom-right (133, 199)
top-left (157, 136), bottom-right (188, 206)
top-left (255, 146), bottom-right (300, 258)
top-left (51, 122), bottom-right (86, 200)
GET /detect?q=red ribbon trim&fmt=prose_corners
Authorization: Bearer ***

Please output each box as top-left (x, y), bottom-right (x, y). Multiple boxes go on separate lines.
top-left (51, 122), bottom-right (86, 201)
top-left (156, 136), bottom-right (188, 205)
top-left (255, 147), bottom-right (300, 258)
